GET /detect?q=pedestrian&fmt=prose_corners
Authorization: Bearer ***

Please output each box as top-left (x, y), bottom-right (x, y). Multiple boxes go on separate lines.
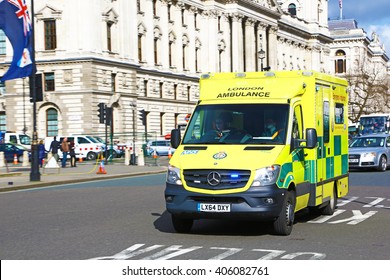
top-left (49, 136), bottom-right (61, 161)
top-left (61, 137), bottom-right (70, 168)
top-left (69, 140), bottom-right (77, 167)
top-left (38, 140), bottom-right (46, 168)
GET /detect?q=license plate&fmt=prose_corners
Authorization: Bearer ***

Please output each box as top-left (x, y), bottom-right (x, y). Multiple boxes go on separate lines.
top-left (198, 203), bottom-right (231, 212)
top-left (349, 159), bottom-right (359, 163)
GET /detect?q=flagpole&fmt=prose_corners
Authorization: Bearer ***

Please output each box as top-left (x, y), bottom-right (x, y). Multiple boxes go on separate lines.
top-left (29, 0), bottom-right (40, 181)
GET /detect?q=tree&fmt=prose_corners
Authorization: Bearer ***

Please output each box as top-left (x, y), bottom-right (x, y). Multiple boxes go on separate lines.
top-left (345, 55), bottom-right (390, 123)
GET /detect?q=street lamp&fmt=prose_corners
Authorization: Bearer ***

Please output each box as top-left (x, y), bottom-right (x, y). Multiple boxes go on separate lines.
top-left (258, 49), bottom-right (265, 71)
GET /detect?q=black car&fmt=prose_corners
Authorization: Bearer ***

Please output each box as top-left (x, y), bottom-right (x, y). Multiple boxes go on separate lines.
top-left (0, 143), bottom-right (31, 163)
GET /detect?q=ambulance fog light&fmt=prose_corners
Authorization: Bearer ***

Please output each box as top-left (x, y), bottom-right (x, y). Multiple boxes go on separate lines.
top-left (166, 165), bottom-right (183, 185)
top-left (165, 195), bottom-right (174, 202)
top-left (264, 198), bottom-right (274, 204)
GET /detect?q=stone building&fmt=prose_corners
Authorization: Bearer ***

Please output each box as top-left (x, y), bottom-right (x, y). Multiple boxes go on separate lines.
top-left (328, 18), bottom-right (390, 121)
top-left (0, 0), bottom-right (358, 142)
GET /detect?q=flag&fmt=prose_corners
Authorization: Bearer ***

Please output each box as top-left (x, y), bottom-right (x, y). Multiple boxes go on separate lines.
top-left (339, 0), bottom-right (342, 9)
top-left (0, 0), bottom-right (35, 82)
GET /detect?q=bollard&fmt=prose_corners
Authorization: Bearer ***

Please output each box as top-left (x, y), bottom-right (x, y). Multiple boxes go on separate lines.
top-left (124, 148), bottom-right (130, 165)
top-left (22, 151), bottom-right (29, 167)
top-left (137, 147), bottom-right (145, 166)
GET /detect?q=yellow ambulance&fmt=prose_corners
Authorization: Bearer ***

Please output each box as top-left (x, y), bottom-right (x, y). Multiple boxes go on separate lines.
top-left (165, 70), bottom-right (349, 235)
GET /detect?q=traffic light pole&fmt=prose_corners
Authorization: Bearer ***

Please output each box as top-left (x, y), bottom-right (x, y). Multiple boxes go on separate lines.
top-left (29, 0), bottom-right (40, 182)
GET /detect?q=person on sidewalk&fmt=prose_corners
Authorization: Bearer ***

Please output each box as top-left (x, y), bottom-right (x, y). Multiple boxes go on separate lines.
top-left (49, 136), bottom-right (60, 161)
top-left (38, 140), bottom-right (46, 168)
top-left (61, 137), bottom-right (70, 168)
top-left (69, 140), bottom-right (77, 167)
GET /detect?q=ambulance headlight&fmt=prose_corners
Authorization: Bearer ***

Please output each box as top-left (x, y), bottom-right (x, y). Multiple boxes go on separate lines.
top-left (166, 165), bottom-right (183, 185)
top-left (251, 165), bottom-right (280, 187)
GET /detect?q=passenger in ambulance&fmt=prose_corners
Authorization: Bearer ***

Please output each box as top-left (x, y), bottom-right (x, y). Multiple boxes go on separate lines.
top-left (262, 118), bottom-right (282, 142)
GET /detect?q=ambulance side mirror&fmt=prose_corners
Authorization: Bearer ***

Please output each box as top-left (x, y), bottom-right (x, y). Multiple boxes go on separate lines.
top-left (293, 128), bottom-right (317, 150)
top-left (305, 128), bottom-right (318, 149)
top-left (171, 129), bottom-right (181, 149)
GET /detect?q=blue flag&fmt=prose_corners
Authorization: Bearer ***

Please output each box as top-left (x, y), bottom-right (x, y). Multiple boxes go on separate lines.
top-left (0, 0), bottom-right (34, 82)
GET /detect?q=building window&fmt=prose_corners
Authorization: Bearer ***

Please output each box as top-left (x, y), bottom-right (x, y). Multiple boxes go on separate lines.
top-left (159, 82), bottom-right (163, 98)
top-left (169, 41), bottom-right (173, 67)
top-left (182, 45), bottom-right (186, 69)
top-left (144, 80), bottom-right (148, 96)
top-left (107, 22), bottom-right (113, 52)
top-left (44, 20), bottom-right (57, 50)
top-left (46, 108), bottom-right (58, 137)
top-left (0, 30), bottom-right (6, 55)
top-left (138, 34), bottom-right (143, 62)
top-left (160, 112), bottom-right (164, 135)
top-left (0, 112), bottom-right (6, 132)
top-left (44, 72), bottom-right (55, 92)
top-left (335, 50), bottom-right (346, 73)
top-left (137, 0), bottom-right (141, 13)
top-left (174, 84), bottom-right (178, 99)
top-left (288, 4), bottom-right (297, 16)
top-left (195, 47), bottom-right (200, 72)
top-left (111, 73), bottom-right (116, 92)
top-left (153, 0), bottom-right (157, 17)
top-left (154, 38), bottom-right (158, 65)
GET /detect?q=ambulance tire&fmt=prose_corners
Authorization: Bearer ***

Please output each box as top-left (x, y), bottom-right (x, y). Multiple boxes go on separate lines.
top-left (273, 190), bottom-right (295, 236)
top-left (320, 184), bottom-right (337, 216)
top-left (171, 215), bottom-right (193, 233)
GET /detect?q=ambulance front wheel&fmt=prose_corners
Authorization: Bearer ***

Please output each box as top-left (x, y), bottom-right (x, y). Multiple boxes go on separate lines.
top-left (273, 190), bottom-right (296, 236)
top-left (171, 215), bottom-right (193, 233)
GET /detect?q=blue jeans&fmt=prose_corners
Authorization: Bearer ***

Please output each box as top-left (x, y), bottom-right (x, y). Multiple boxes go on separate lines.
top-left (62, 152), bottom-right (68, 167)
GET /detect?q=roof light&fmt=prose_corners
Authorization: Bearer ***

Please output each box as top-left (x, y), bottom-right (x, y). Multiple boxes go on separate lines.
top-left (201, 73), bottom-right (211, 79)
top-left (302, 71), bottom-right (314, 76)
top-left (235, 73), bottom-right (246, 78)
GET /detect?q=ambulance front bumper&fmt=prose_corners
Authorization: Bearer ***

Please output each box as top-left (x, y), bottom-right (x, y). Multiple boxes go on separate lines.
top-left (165, 183), bottom-right (287, 220)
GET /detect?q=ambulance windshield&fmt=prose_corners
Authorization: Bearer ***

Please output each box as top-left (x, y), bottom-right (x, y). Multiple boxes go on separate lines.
top-left (182, 104), bottom-right (289, 145)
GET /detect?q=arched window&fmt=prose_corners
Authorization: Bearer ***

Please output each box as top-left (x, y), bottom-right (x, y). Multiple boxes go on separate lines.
top-left (46, 108), bottom-right (58, 137)
top-left (288, 4), bottom-right (297, 16)
top-left (335, 50), bottom-right (346, 73)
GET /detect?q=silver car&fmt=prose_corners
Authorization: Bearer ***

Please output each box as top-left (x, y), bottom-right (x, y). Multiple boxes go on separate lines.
top-left (348, 133), bottom-right (390, 171)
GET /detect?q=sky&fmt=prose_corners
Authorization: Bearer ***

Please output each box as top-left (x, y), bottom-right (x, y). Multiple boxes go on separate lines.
top-left (328, 0), bottom-right (390, 52)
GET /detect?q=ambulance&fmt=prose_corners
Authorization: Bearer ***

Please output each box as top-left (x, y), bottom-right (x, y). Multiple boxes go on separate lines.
top-left (165, 70), bottom-right (349, 235)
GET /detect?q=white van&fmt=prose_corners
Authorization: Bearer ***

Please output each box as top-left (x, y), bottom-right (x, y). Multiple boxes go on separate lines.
top-left (44, 135), bottom-right (105, 160)
top-left (0, 131), bottom-right (31, 150)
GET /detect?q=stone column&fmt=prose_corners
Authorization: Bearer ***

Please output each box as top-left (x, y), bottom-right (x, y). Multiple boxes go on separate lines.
top-left (231, 13), bottom-right (244, 72)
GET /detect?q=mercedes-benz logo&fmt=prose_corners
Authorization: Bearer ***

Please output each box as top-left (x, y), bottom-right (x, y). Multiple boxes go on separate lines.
top-left (207, 172), bottom-right (221, 186)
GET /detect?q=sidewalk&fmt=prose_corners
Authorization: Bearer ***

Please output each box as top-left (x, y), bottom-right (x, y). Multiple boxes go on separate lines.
top-left (0, 157), bottom-right (169, 193)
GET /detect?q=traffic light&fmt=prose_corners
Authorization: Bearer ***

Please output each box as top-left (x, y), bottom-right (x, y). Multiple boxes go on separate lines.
top-left (29, 73), bottom-right (43, 102)
top-left (139, 109), bottom-right (146, 126)
top-left (98, 103), bottom-right (105, 124)
top-left (105, 106), bottom-right (112, 125)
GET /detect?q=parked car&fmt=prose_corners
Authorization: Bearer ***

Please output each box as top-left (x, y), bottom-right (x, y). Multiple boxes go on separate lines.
top-left (348, 133), bottom-right (390, 171)
top-left (146, 140), bottom-right (175, 156)
top-left (0, 143), bottom-right (31, 163)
